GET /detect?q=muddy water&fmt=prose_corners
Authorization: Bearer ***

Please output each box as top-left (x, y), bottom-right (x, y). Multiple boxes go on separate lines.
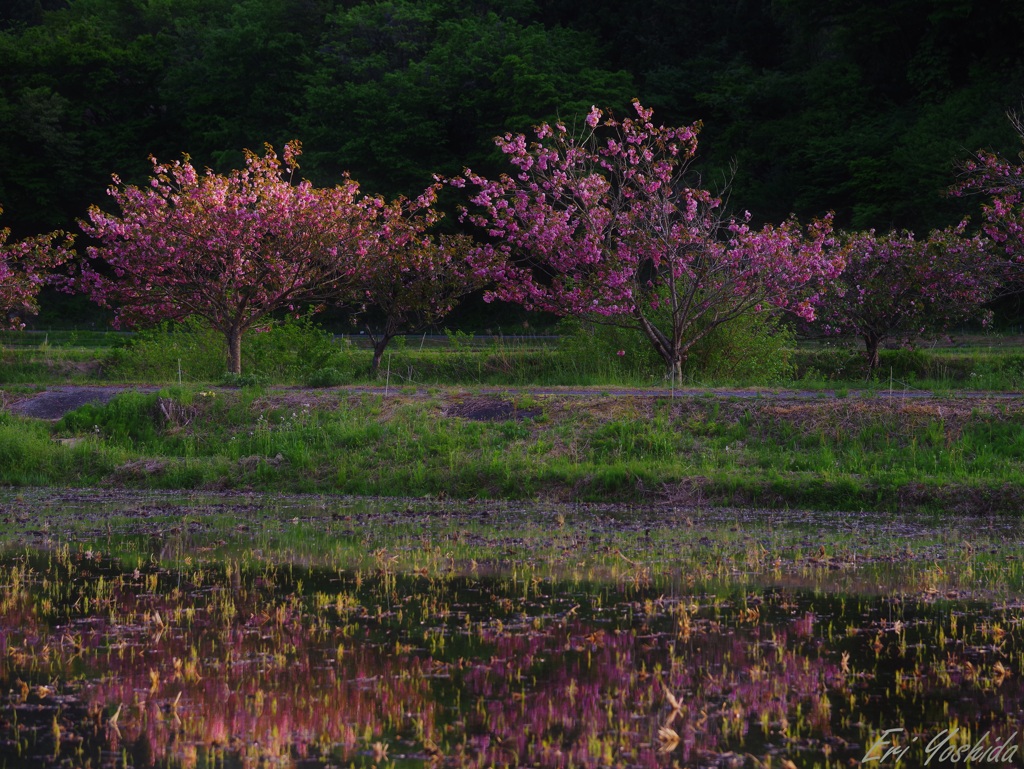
top-left (1, 491), bottom-right (1023, 768)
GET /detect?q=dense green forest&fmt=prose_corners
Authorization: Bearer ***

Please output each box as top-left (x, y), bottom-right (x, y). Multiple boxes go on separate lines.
top-left (1, 0), bottom-right (1022, 275)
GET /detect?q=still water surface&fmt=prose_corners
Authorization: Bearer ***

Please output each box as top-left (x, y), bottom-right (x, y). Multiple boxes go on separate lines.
top-left (1, 491), bottom-right (1023, 768)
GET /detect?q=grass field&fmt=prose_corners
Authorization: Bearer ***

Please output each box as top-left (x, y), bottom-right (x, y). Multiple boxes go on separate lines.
top-left (0, 385), bottom-right (1021, 513)
top-left (3, 328), bottom-right (1024, 514)
top-left (3, 326), bottom-right (1024, 390)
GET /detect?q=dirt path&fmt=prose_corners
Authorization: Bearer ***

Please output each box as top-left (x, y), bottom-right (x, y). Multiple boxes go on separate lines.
top-left (4, 383), bottom-right (1023, 421)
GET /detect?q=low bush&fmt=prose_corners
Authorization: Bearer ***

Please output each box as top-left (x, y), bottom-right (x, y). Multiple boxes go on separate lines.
top-left (791, 344), bottom-right (1024, 388)
top-left (103, 319), bottom-right (224, 382)
top-left (306, 367), bottom-right (351, 387)
top-left (104, 315), bottom-right (355, 383)
top-left (557, 309), bottom-right (794, 386)
top-left (59, 391), bottom-right (162, 447)
top-left (245, 315), bottom-right (354, 380)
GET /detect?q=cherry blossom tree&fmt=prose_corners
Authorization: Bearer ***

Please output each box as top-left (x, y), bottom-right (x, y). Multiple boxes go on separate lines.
top-left (75, 142), bottom-right (372, 375)
top-left (455, 101), bottom-right (841, 379)
top-left (815, 225), bottom-right (995, 374)
top-left (956, 111), bottom-right (1024, 273)
top-left (0, 207), bottom-right (74, 328)
top-left (352, 186), bottom-right (483, 373)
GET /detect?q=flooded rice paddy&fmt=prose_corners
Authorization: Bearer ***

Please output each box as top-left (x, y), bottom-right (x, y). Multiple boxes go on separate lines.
top-left (2, 491), bottom-right (1024, 768)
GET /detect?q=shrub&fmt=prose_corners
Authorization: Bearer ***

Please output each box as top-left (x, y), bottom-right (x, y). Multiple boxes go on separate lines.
top-left (557, 319), bottom-right (660, 384)
top-left (103, 318), bottom-right (224, 382)
top-left (245, 315), bottom-right (353, 380)
top-left (104, 315), bottom-right (354, 383)
top-left (559, 309), bottom-right (793, 385)
top-left (684, 312), bottom-right (794, 384)
top-left (220, 372), bottom-right (269, 388)
top-left (305, 367), bottom-right (350, 387)
top-left (59, 391), bottom-right (161, 447)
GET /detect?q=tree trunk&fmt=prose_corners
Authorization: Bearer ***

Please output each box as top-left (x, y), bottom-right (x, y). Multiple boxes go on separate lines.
top-left (226, 327), bottom-right (243, 376)
top-left (370, 334), bottom-right (394, 374)
top-left (669, 357), bottom-right (683, 384)
top-left (863, 332), bottom-right (881, 378)
top-left (633, 311), bottom-right (682, 382)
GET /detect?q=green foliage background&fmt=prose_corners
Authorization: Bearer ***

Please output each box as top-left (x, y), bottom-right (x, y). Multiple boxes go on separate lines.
top-left (2, 0), bottom-right (1021, 237)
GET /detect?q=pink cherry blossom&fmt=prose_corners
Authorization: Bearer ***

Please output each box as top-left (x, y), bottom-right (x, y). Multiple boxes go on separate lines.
top-left (814, 225), bottom-right (996, 373)
top-left (74, 142), bottom-right (374, 374)
top-left (0, 206), bottom-right (74, 329)
top-left (346, 186), bottom-right (490, 371)
top-left (456, 100), bottom-right (841, 379)
top-left (955, 113), bottom-right (1024, 279)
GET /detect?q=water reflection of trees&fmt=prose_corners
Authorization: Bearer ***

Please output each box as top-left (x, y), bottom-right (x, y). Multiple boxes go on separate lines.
top-left (1, 560), bottom-right (438, 767)
top-left (1, 557), bottom-right (1023, 767)
top-left (457, 612), bottom-right (841, 768)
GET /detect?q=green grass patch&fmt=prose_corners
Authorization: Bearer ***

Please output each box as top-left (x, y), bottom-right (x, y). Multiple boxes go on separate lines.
top-left (0, 388), bottom-right (1015, 514)
top-left (6, 323), bottom-right (1024, 390)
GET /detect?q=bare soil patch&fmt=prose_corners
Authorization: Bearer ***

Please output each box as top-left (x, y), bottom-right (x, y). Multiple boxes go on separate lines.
top-left (444, 396), bottom-right (542, 422)
top-left (6, 386), bottom-right (157, 420)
